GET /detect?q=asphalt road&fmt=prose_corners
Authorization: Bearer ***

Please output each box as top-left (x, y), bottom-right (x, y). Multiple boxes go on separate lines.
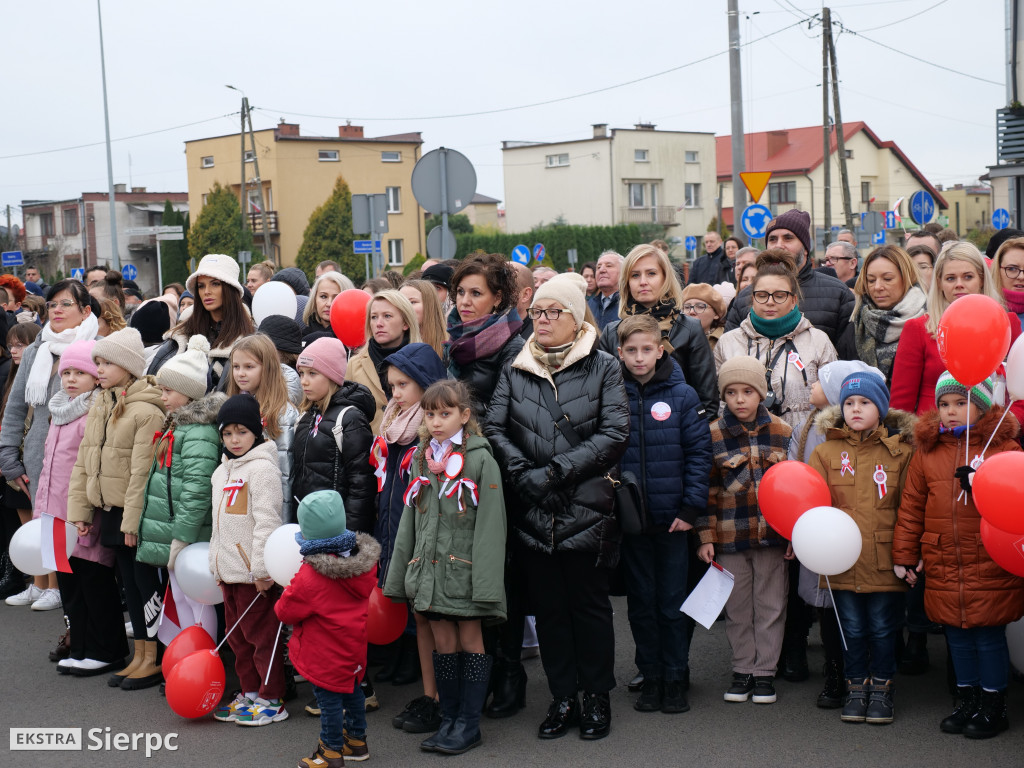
top-left (2, 597), bottom-right (1020, 768)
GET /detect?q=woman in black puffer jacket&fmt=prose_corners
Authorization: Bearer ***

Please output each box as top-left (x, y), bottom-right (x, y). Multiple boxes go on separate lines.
top-left (485, 273), bottom-right (629, 742)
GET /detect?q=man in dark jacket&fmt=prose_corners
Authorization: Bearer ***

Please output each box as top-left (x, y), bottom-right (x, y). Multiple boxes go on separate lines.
top-left (688, 231), bottom-right (733, 286)
top-left (587, 251), bottom-right (622, 331)
top-left (725, 209), bottom-right (856, 360)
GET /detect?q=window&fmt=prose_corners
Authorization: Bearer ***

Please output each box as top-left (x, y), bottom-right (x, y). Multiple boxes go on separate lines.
top-left (62, 208), bottom-right (79, 235)
top-left (843, 149), bottom-right (854, 159)
top-left (685, 150), bottom-right (699, 163)
top-left (202, 193), bottom-right (209, 206)
top-left (244, 150), bottom-right (255, 163)
top-left (628, 183), bottom-right (645, 208)
top-left (247, 189), bottom-right (263, 213)
top-left (381, 151), bottom-right (401, 162)
top-left (388, 239), bottom-right (404, 266)
top-left (386, 186), bottom-right (401, 213)
top-left (201, 156), bottom-right (214, 168)
top-left (546, 153), bottom-right (570, 168)
top-left (768, 181), bottom-right (797, 205)
top-left (39, 212), bottom-right (55, 236)
top-left (684, 183), bottom-right (701, 208)
top-left (861, 182), bottom-right (872, 203)
top-left (318, 150), bottom-right (339, 162)
top-left (634, 149), bottom-right (649, 162)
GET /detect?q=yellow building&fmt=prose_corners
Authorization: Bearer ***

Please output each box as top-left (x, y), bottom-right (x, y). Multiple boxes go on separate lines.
top-left (937, 184), bottom-right (991, 234)
top-left (184, 122), bottom-right (425, 272)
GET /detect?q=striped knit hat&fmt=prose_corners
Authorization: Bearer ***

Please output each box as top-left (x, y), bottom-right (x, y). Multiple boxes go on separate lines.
top-left (934, 371), bottom-right (995, 414)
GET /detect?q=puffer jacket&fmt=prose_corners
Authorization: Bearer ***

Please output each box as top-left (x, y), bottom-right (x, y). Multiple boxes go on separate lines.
top-left (290, 382), bottom-right (376, 531)
top-left (725, 256), bottom-right (857, 359)
top-left (146, 329), bottom-right (233, 390)
top-left (484, 324), bottom-right (630, 567)
top-left (346, 349), bottom-right (389, 434)
top-left (620, 354), bottom-right (712, 527)
top-left (281, 364), bottom-right (302, 405)
top-left (808, 408), bottom-right (916, 593)
top-left (453, 335), bottom-right (525, 423)
top-left (67, 377), bottom-right (167, 537)
top-left (136, 393), bottom-right (225, 567)
top-left (209, 440), bottom-right (283, 583)
top-left (384, 435), bottom-right (507, 620)
top-left (893, 408), bottom-right (1024, 628)
top-left (688, 247), bottom-right (733, 286)
top-left (272, 402), bottom-right (299, 522)
top-left (714, 314), bottom-right (838, 431)
top-left (275, 533), bottom-right (380, 694)
top-left (600, 311), bottom-right (719, 420)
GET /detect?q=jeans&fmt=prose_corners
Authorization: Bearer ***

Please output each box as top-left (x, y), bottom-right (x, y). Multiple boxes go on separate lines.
top-left (831, 590), bottom-right (903, 680)
top-left (944, 624), bottom-right (1011, 690)
top-left (621, 531), bottom-right (691, 682)
top-left (313, 683), bottom-right (367, 750)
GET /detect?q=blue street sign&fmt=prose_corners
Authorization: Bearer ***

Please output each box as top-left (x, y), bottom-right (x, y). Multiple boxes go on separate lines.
top-left (883, 211), bottom-right (896, 229)
top-left (994, 208), bottom-right (1011, 230)
top-left (873, 230), bottom-right (885, 245)
top-left (511, 244), bottom-right (530, 265)
top-left (910, 190), bottom-right (935, 225)
top-left (71, 268), bottom-right (85, 281)
top-left (533, 243), bottom-right (546, 262)
top-left (740, 204), bottom-right (773, 240)
top-left (684, 235), bottom-right (697, 251)
top-left (353, 240), bottom-right (382, 254)
top-left (1, 251), bottom-right (24, 267)
top-left (121, 263), bottom-right (137, 281)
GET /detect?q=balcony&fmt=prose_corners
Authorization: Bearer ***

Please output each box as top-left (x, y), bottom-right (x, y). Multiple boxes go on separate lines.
top-left (248, 211), bottom-right (279, 233)
top-left (620, 206), bottom-right (678, 226)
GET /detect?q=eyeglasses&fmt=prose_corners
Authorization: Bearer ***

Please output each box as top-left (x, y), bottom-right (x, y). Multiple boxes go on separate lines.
top-left (527, 307), bottom-right (568, 321)
top-left (1001, 264), bottom-right (1024, 279)
top-left (45, 300), bottom-right (78, 311)
top-left (682, 302), bottom-right (709, 314)
top-left (8, 343), bottom-right (26, 351)
top-left (822, 256), bottom-right (856, 266)
top-left (752, 290), bottom-right (795, 304)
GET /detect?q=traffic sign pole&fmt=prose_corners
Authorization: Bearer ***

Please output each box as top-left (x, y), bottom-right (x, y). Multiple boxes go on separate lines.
top-left (439, 149), bottom-right (450, 261)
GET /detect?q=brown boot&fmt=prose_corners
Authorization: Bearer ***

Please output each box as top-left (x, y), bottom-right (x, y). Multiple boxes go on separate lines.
top-left (298, 740), bottom-right (344, 768)
top-left (121, 639), bottom-right (162, 690)
top-left (107, 641), bottom-right (145, 688)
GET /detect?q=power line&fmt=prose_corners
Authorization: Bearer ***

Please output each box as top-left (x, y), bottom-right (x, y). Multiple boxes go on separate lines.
top-left (851, 0), bottom-right (949, 32)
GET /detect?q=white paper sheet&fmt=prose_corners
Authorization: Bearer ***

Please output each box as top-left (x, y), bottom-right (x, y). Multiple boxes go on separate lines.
top-left (680, 562), bottom-right (735, 630)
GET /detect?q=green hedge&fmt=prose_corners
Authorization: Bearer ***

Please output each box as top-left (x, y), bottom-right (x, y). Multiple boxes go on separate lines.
top-left (455, 224), bottom-right (645, 271)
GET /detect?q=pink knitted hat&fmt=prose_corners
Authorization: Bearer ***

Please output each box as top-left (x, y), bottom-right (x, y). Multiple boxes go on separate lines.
top-left (58, 339), bottom-right (99, 378)
top-left (297, 337), bottom-right (349, 385)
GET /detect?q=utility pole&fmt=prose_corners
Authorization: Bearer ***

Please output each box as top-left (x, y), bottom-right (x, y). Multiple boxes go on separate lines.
top-left (243, 98), bottom-right (273, 264)
top-left (826, 9), bottom-right (854, 229)
top-left (822, 7), bottom-right (832, 243)
top-left (727, 0), bottom-right (746, 235)
top-left (239, 102), bottom-right (247, 235)
top-left (96, 0), bottom-right (120, 270)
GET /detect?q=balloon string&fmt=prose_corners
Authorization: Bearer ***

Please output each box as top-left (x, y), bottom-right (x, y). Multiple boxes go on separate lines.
top-left (979, 400), bottom-right (1014, 458)
top-left (825, 575), bottom-right (848, 652)
top-left (215, 592), bottom-right (262, 653)
top-left (265, 621), bottom-right (284, 687)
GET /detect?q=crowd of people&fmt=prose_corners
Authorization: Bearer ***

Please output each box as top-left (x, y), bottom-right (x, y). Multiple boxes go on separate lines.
top-left (1, 209), bottom-right (1023, 766)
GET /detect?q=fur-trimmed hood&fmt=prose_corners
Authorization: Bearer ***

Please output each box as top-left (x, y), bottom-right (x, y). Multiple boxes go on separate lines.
top-left (172, 391), bottom-right (226, 427)
top-left (815, 404), bottom-right (917, 448)
top-left (304, 532), bottom-right (380, 580)
top-left (913, 405), bottom-right (1020, 454)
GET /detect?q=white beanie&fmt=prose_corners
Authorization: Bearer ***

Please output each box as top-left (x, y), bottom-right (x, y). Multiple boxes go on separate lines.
top-left (156, 335), bottom-right (211, 401)
top-left (532, 272), bottom-right (589, 325)
top-left (92, 327), bottom-right (148, 380)
top-left (818, 360), bottom-right (885, 406)
top-left (185, 254), bottom-right (244, 297)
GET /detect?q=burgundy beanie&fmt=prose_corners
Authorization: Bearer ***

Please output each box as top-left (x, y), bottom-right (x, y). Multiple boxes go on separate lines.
top-left (765, 209), bottom-right (812, 255)
top-left (297, 337), bottom-right (348, 385)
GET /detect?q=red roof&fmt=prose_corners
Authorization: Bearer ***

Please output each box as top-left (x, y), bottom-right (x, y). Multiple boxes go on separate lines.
top-left (716, 122), bottom-right (947, 209)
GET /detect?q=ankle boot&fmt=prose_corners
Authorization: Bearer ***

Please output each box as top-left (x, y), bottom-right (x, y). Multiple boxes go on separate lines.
top-left (485, 658), bottom-right (526, 718)
top-left (964, 689), bottom-right (1009, 739)
top-left (865, 678), bottom-right (894, 725)
top-left (434, 653), bottom-right (492, 755)
top-left (817, 658), bottom-right (846, 709)
top-left (121, 639), bottom-right (163, 690)
top-left (940, 685), bottom-right (981, 734)
top-left (898, 631), bottom-right (929, 675)
top-left (107, 640), bottom-right (145, 687)
top-left (420, 652), bottom-right (460, 752)
top-left (841, 678), bottom-right (868, 722)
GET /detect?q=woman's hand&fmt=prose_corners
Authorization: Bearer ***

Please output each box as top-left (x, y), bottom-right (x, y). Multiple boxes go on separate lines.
top-left (15, 475), bottom-right (30, 501)
top-left (255, 577), bottom-right (274, 594)
top-left (697, 542), bottom-right (715, 564)
top-left (784, 543), bottom-right (795, 560)
top-left (669, 518), bottom-right (693, 533)
top-left (124, 533), bottom-right (138, 548)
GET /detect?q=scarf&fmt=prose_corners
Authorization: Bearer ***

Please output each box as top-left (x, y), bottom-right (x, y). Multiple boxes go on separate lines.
top-left (26, 313), bottom-right (100, 406)
top-left (445, 307), bottom-right (522, 373)
top-left (624, 298), bottom-right (681, 352)
top-left (47, 388), bottom-right (97, 427)
top-left (381, 399), bottom-right (423, 446)
top-left (297, 529), bottom-right (357, 557)
top-left (368, 333), bottom-right (409, 397)
top-left (426, 432), bottom-right (462, 474)
top-left (748, 306), bottom-right (802, 339)
top-left (529, 326), bottom-right (586, 373)
top-left (854, 285), bottom-right (927, 380)
top-left (939, 423), bottom-right (974, 437)
top-left (1005, 288), bottom-right (1024, 315)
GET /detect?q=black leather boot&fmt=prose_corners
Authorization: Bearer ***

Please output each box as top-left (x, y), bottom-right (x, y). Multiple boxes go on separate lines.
top-left (434, 653), bottom-right (492, 755)
top-left (485, 658), bottom-right (526, 718)
top-left (940, 685), bottom-right (980, 734)
top-left (0, 551), bottom-right (25, 599)
top-left (817, 659), bottom-right (846, 709)
top-left (964, 689), bottom-right (1009, 739)
top-left (420, 652), bottom-right (460, 752)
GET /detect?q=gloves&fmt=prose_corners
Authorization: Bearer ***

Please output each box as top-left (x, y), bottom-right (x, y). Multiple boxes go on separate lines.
top-left (167, 539), bottom-right (188, 570)
top-left (539, 490), bottom-right (571, 516)
top-left (515, 467), bottom-right (553, 505)
top-left (954, 465), bottom-right (975, 493)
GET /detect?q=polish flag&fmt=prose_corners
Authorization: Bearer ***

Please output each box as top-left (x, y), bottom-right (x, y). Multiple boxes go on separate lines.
top-left (892, 197), bottom-right (905, 222)
top-left (40, 514), bottom-right (72, 574)
top-left (158, 570), bottom-right (217, 646)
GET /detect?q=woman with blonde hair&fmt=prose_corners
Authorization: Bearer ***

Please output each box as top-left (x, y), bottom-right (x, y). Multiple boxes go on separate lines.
top-left (400, 278), bottom-right (447, 357)
top-left (97, 298), bottom-right (126, 337)
top-left (302, 271), bottom-right (354, 339)
top-left (598, 243), bottom-right (718, 418)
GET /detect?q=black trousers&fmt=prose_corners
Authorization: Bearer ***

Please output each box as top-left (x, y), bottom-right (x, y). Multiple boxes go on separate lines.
top-left (113, 546), bottom-right (165, 640)
top-left (56, 557), bottom-right (129, 663)
top-left (519, 547), bottom-right (615, 698)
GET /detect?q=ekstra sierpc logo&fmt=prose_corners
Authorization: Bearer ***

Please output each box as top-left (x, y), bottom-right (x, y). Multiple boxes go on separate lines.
top-left (10, 728), bottom-right (178, 758)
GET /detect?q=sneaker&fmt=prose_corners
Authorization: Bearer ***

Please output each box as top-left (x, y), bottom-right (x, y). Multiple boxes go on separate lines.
top-left (342, 733), bottom-right (369, 761)
top-left (752, 677), bottom-right (777, 704)
top-left (724, 673), bottom-right (754, 702)
top-left (31, 588), bottom-right (62, 611)
top-left (304, 697), bottom-right (321, 717)
top-left (214, 693), bottom-right (255, 722)
top-left (236, 697), bottom-right (288, 726)
top-left (361, 679), bottom-right (379, 712)
top-left (57, 657), bottom-right (77, 675)
top-left (393, 695), bottom-right (440, 732)
top-left (5, 584), bottom-right (42, 606)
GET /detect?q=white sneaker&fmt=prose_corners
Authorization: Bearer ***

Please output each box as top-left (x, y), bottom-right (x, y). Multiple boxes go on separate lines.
top-left (6, 584), bottom-right (42, 606)
top-left (125, 621), bottom-right (134, 639)
top-left (57, 657), bottom-right (77, 674)
top-left (31, 588), bottom-right (62, 611)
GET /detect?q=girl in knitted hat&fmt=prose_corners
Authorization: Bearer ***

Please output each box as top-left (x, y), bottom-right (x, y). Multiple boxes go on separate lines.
top-left (893, 373), bottom-right (1024, 739)
top-left (66, 327), bottom-right (167, 689)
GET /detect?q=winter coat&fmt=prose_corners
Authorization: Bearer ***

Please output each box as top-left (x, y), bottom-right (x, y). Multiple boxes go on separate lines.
top-left (688, 247), bottom-right (733, 287)
top-left (374, 432), bottom-right (419, 588)
top-left (208, 440), bottom-right (283, 584)
top-left (281, 364), bottom-right (302, 406)
top-left (136, 393), bottom-right (225, 567)
top-left (272, 402), bottom-right (299, 522)
top-left (587, 292), bottom-right (620, 332)
top-left (345, 349), bottom-right (389, 434)
top-left (66, 377), bottom-right (167, 537)
top-left (808, 408), bottom-right (916, 593)
top-left (725, 256), bottom-right (857, 360)
top-left (893, 408), bottom-right (1024, 628)
top-left (484, 324), bottom-right (630, 567)
top-left (600, 311), bottom-right (719, 420)
top-left (383, 435), bottom-right (507, 620)
top-left (146, 329), bottom-right (233, 390)
top-left (714, 314), bottom-right (838, 431)
top-left (697, 404), bottom-right (791, 554)
top-left (290, 383), bottom-right (376, 532)
top-left (275, 533), bottom-right (380, 694)
top-left (454, 334), bottom-right (525, 424)
top-left (620, 355), bottom-right (712, 527)
top-left (33, 389), bottom-right (113, 567)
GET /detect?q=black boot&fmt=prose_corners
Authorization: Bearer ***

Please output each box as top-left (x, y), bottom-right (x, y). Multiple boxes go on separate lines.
top-left (434, 652), bottom-right (492, 755)
top-left (865, 678), bottom-right (894, 725)
top-left (391, 637), bottom-right (422, 686)
top-left (579, 691), bottom-right (611, 740)
top-left (898, 631), bottom-right (929, 675)
top-left (817, 659), bottom-right (846, 709)
top-left (420, 652), bottom-right (460, 752)
top-left (940, 685), bottom-right (981, 734)
top-left (964, 689), bottom-right (1009, 739)
top-left (0, 551), bottom-right (25, 599)
top-left (485, 658), bottom-right (526, 718)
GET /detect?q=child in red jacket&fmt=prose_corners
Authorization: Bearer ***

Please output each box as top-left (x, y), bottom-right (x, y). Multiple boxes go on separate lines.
top-left (276, 490), bottom-right (380, 768)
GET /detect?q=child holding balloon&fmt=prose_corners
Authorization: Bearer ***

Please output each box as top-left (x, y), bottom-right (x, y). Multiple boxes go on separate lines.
top-left (808, 372), bottom-right (915, 726)
top-left (893, 372), bottom-right (1024, 739)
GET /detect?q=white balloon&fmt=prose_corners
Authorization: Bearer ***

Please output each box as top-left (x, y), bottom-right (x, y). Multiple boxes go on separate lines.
top-left (9, 518), bottom-right (46, 576)
top-left (1005, 334), bottom-right (1024, 402)
top-left (1008, 617), bottom-right (1024, 674)
top-left (252, 282), bottom-right (298, 327)
top-left (791, 505), bottom-right (863, 577)
top-left (264, 524), bottom-right (303, 587)
top-left (174, 542), bottom-right (223, 606)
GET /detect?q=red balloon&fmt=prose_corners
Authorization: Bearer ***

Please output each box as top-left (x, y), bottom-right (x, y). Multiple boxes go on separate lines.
top-left (165, 649), bottom-right (226, 719)
top-left (937, 294), bottom-right (1011, 387)
top-left (330, 289), bottom-right (372, 348)
top-left (367, 586), bottom-right (407, 645)
top-left (163, 625), bottom-right (216, 678)
top-left (973, 452), bottom-right (1024, 533)
top-left (980, 519), bottom-right (1024, 578)
top-left (758, 461), bottom-right (832, 540)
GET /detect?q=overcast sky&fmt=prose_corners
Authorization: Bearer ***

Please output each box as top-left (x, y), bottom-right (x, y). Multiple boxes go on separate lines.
top-left (1, 0), bottom-right (1007, 225)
